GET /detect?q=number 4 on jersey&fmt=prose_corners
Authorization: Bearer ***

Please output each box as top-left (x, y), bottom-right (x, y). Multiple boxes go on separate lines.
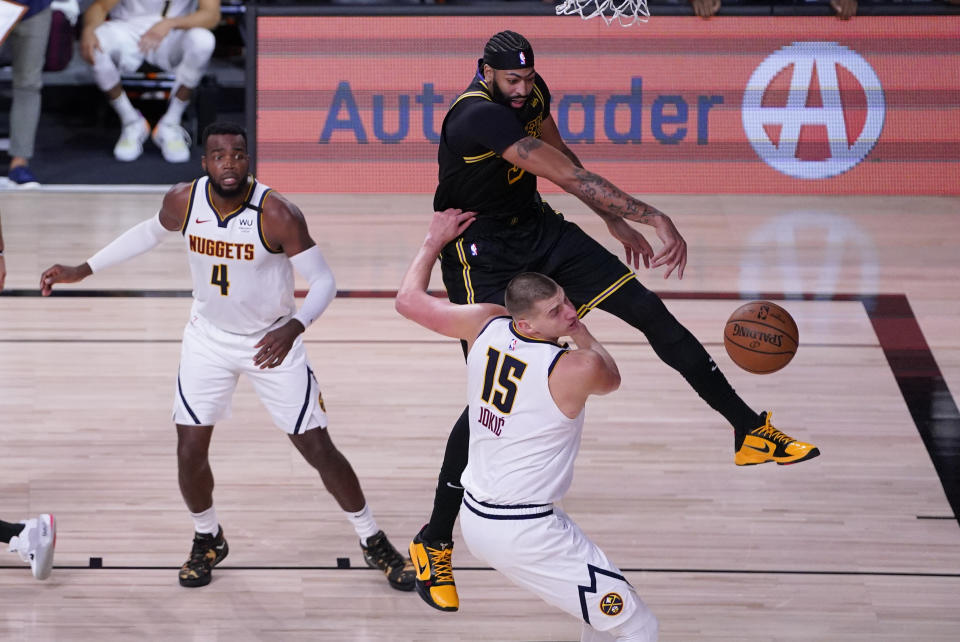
top-left (211, 264), bottom-right (230, 295)
top-left (481, 347), bottom-right (527, 414)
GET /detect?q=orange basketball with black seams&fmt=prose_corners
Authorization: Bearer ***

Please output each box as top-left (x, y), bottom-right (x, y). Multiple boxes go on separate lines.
top-left (723, 301), bottom-right (798, 374)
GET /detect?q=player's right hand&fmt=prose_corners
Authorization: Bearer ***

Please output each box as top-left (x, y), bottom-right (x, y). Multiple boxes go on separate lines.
top-left (39, 264), bottom-right (92, 296)
top-left (80, 30), bottom-right (101, 65)
top-left (425, 209), bottom-right (476, 250)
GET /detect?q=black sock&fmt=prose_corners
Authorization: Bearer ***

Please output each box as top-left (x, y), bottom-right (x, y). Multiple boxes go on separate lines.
top-left (599, 284), bottom-right (763, 434)
top-left (0, 519), bottom-right (25, 544)
top-left (422, 407), bottom-right (470, 543)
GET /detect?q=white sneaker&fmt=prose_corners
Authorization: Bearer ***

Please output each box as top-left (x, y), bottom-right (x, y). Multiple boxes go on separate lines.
top-left (114, 114), bottom-right (150, 162)
top-left (8, 514), bottom-right (56, 580)
top-left (152, 121), bottom-right (192, 163)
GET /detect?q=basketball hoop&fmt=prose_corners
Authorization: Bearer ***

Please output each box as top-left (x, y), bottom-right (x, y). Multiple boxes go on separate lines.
top-left (555, 0), bottom-right (650, 26)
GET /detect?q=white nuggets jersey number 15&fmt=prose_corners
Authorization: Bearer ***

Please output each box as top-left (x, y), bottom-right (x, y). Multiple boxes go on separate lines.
top-left (461, 317), bottom-right (585, 506)
top-left (181, 177), bottom-right (295, 335)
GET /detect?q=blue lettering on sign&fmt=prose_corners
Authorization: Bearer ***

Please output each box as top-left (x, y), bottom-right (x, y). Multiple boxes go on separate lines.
top-left (651, 95), bottom-right (687, 144)
top-left (604, 77), bottom-right (643, 144)
top-left (416, 83), bottom-right (444, 142)
top-left (557, 94), bottom-right (596, 142)
top-left (320, 81), bottom-right (367, 143)
top-left (315, 78), bottom-right (723, 146)
top-left (372, 94), bottom-right (409, 143)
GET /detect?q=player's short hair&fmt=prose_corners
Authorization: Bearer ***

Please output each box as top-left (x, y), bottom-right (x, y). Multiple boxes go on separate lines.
top-left (505, 272), bottom-right (560, 319)
top-left (483, 31), bottom-right (534, 70)
top-left (202, 122), bottom-right (248, 151)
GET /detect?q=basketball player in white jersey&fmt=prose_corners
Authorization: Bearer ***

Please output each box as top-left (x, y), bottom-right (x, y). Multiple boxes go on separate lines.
top-left (80, 0), bottom-right (220, 163)
top-left (396, 209), bottom-right (659, 641)
top-left (39, 122), bottom-right (415, 591)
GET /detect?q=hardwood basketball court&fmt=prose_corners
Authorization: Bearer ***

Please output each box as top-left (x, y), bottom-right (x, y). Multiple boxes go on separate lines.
top-left (2, 190), bottom-right (959, 640)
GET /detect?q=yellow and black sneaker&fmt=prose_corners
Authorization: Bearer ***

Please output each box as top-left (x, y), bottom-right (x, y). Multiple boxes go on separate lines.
top-left (409, 525), bottom-right (458, 612)
top-left (178, 526), bottom-right (228, 587)
top-left (735, 412), bottom-right (820, 466)
top-left (361, 530), bottom-right (416, 591)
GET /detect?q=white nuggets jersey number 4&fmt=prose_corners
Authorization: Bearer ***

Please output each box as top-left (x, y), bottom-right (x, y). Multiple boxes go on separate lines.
top-left (461, 316), bottom-right (585, 506)
top-left (181, 177), bottom-right (295, 335)
top-left (110, 0), bottom-right (197, 20)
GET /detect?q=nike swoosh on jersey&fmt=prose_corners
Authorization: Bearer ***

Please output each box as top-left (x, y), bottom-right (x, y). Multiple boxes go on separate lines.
top-left (195, 218), bottom-right (210, 224)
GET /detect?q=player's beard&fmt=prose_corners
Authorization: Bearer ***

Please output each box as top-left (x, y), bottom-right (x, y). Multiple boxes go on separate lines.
top-left (490, 81), bottom-right (527, 110)
top-left (208, 172), bottom-right (248, 199)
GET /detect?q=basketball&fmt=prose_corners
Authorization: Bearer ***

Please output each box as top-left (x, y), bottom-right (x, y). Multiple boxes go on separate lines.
top-left (723, 301), bottom-right (799, 374)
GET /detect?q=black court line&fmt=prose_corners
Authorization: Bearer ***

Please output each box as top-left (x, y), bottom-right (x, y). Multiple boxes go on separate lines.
top-left (3, 288), bottom-right (959, 529)
top-left (2, 564), bottom-right (959, 578)
top-left (0, 338), bottom-right (874, 350)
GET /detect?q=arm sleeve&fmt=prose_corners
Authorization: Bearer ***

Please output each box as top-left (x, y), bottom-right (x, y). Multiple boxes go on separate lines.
top-left (86, 213), bottom-right (176, 273)
top-left (448, 101), bottom-right (527, 155)
top-left (289, 245), bottom-right (337, 329)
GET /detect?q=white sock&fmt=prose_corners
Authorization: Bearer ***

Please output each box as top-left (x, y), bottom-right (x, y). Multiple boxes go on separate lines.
top-left (190, 506), bottom-right (219, 536)
top-left (160, 96), bottom-right (189, 127)
top-left (110, 93), bottom-right (140, 126)
top-left (344, 504), bottom-right (379, 542)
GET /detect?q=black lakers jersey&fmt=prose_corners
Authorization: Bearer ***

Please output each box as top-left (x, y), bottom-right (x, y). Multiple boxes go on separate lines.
top-left (434, 70), bottom-right (552, 220)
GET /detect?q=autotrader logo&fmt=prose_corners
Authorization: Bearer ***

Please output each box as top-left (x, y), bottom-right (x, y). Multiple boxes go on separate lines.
top-left (742, 42), bottom-right (885, 179)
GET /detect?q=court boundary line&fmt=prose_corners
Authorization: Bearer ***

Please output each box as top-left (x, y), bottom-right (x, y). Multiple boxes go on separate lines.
top-left (1, 565), bottom-right (959, 578)
top-left (3, 288), bottom-right (958, 528)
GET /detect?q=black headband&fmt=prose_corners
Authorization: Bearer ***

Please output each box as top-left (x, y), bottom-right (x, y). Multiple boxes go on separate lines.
top-left (483, 48), bottom-right (534, 70)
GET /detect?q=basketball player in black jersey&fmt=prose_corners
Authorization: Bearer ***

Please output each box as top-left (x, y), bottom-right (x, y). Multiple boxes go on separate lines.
top-left (408, 31), bottom-right (820, 613)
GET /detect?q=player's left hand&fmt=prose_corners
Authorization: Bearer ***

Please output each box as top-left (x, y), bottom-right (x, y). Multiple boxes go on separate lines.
top-left (139, 20), bottom-right (174, 53)
top-left (253, 320), bottom-right (303, 369)
top-left (650, 215), bottom-right (688, 280)
top-left (605, 218), bottom-right (653, 270)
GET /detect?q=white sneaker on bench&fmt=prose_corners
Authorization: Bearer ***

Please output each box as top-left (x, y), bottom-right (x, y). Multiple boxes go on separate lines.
top-left (152, 122), bottom-right (192, 163)
top-left (114, 113), bottom-right (150, 162)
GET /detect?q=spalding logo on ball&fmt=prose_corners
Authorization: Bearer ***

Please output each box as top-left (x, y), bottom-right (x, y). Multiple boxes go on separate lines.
top-left (724, 301), bottom-right (798, 374)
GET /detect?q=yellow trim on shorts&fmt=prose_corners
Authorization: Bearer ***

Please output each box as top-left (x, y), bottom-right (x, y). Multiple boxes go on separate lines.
top-left (455, 238), bottom-right (476, 304)
top-left (576, 271), bottom-right (636, 318)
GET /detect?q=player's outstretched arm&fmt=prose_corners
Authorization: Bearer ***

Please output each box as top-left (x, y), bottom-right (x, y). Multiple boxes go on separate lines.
top-left (501, 136), bottom-right (687, 279)
top-left (396, 209), bottom-right (503, 343)
top-left (40, 183), bottom-right (188, 296)
top-left (541, 116), bottom-right (655, 271)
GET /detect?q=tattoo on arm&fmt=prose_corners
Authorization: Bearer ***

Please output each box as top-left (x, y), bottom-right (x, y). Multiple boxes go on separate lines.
top-left (515, 137), bottom-right (544, 159)
top-left (572, 168), bottom-right (661, 225)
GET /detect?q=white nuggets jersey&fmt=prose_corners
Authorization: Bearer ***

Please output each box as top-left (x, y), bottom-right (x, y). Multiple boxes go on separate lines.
top-left (461, 316), bottom-right (585, 506)
top-left (181, 177), bottom-right (295, 335)
top-left (110, 0), bottom-right (196, 20)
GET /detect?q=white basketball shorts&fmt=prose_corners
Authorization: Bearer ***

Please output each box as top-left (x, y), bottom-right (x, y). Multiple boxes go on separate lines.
top-left (461, 492), bottom-right (656, 636)
top-left (173, 313), bottom-right (327, 434)
top-left (95, 15), bottom-right (195, 75)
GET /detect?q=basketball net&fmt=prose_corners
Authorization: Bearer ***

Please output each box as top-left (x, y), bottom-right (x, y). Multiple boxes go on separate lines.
top-left (555, 0), bottom-right (650, 26)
